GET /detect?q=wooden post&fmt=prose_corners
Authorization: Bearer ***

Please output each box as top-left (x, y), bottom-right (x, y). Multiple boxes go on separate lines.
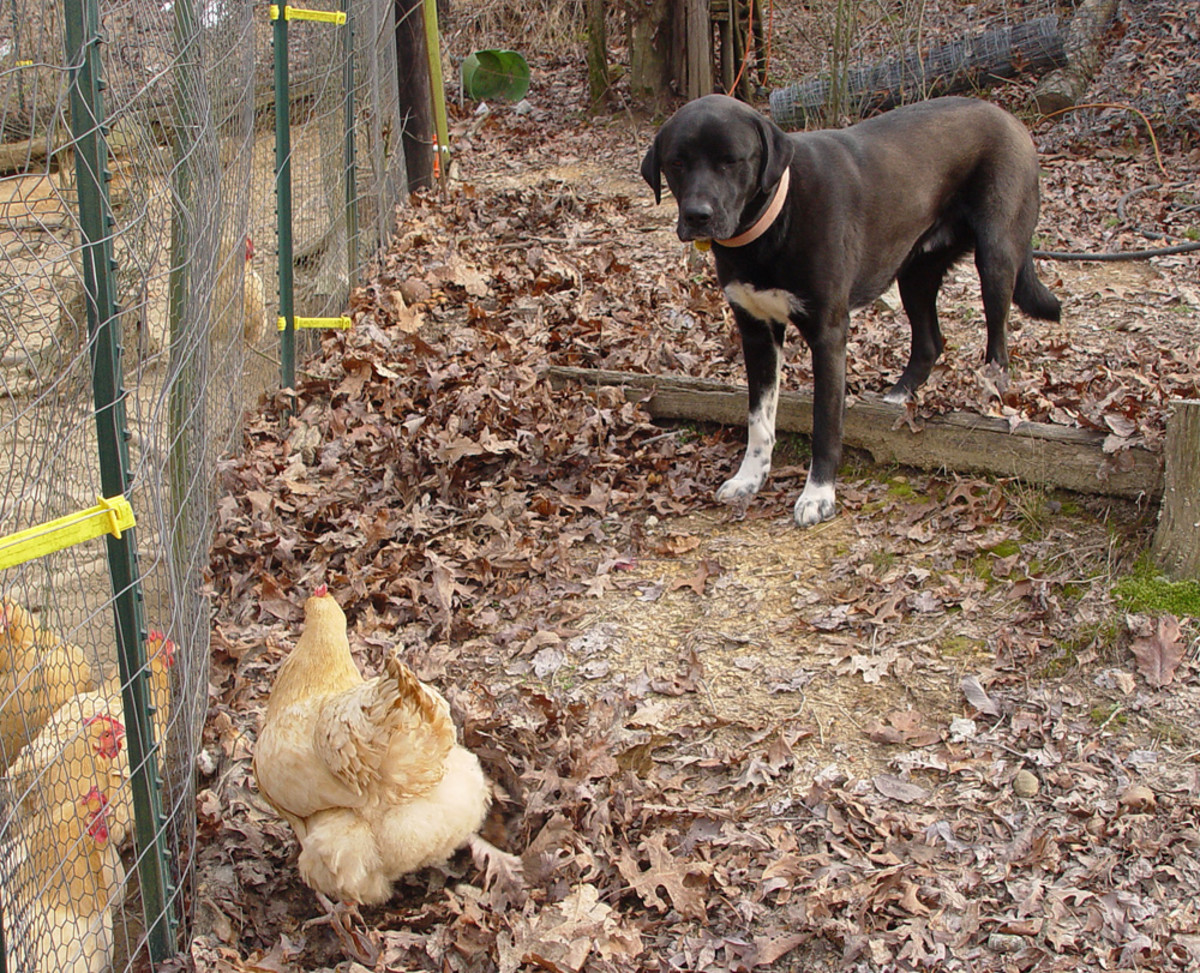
top-left (1152, 400), bottom-right (1200, 579)
top-left (394, 0), bottom-right (434, 191)
top-left (685, 0), bottom-right (712, 100)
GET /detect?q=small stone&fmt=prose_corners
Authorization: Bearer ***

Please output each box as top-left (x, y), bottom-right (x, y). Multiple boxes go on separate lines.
top-left (987, 933), bottom-right (1025, 954)
top-left (1013, 768), bottom-right (1040, 798)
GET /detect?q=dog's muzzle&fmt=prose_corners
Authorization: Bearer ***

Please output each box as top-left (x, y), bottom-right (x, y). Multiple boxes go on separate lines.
top-left (678, 201), bottom-right (719, 242)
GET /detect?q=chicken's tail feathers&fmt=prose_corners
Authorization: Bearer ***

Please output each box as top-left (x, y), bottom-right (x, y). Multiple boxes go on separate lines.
top-left (384, 655), bottom-right (451, 730)
top-left (374, 655), bottom-right (459, 794)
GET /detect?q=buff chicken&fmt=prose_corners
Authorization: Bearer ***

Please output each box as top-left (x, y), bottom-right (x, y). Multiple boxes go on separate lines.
top-left (0, 600), bottom-right (100, 767)
top-left (253, 586), bottom-right (494, 904)
top-left (3, 718), bottom-right (125, 973)
top-left (8, 630), bottom-right (175, 846)
top-left (242, 235), bottom-right (270, 344)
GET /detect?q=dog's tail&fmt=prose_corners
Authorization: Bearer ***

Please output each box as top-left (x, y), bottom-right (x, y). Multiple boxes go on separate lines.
top-left (1013, 253), bottom-right (1061, 322)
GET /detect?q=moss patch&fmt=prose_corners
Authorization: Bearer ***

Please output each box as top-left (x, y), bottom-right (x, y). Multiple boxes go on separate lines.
top-left (1114, 557), bottom-right (1200, 617)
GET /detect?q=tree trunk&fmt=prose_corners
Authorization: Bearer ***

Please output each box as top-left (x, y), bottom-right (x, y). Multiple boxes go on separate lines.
top-left (629, 0), bottom-right (674, 107)
top-left (1034, 0), bottom-right (1120, 115)
top-left (586, 0), bottom-right (611, 111)
top-left (395, 0), bottom-right (434, 192)
top-left (629, 0), bottom-right (715, 107)
top-left (1152, 401), bottom-right (1200, 580)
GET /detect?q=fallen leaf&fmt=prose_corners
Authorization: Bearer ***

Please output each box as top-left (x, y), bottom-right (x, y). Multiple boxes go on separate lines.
top-left (1129, 614), bottom-right (1184, 688)
top-left (960, 674), bottom-right (1001, 716)
top-left (668, 558), bottom-right (722, 596)
top-left (873, 773), bottom-right (931, 804)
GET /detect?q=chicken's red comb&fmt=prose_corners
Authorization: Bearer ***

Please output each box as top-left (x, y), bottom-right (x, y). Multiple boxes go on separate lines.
top-left (81, 786), bottom-right (111, 842)
top-left (84, 714), bottom-right (126, 758)
top-left (147, 630), bottom-right (177, 667)
top-left (313, 584), bottom-right (328, 598)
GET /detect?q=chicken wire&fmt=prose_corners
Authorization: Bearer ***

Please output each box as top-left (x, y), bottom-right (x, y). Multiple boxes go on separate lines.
top-left (0, 0), bottom-right (405, 967)
top-left (766, 0), bottom-right (1068, 128)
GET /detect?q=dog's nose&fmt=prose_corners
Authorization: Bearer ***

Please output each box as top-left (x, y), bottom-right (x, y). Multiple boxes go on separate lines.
top-left (682, 201), bottom-right (714, 230)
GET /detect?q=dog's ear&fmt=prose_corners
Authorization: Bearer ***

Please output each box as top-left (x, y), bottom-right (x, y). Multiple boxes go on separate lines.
top-left (757, 116), bottom-right (794, 195)
top-left (640, 137), bottom-right (662, 204)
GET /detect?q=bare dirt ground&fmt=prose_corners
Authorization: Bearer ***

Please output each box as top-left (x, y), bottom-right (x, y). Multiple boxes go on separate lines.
top-left (192, 2), bottom-right (1200, 971)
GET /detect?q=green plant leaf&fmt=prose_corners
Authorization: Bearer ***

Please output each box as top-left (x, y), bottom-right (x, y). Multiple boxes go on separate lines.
top-left (461, 50), bottom-right (530, 102)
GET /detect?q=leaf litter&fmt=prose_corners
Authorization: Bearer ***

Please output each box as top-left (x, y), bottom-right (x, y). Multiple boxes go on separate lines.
top-left (196, 3), bottom-right (1200, 970)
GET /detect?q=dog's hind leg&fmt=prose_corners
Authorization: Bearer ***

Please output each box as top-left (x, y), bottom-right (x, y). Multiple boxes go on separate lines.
top-left (885, 247), bottom-right (964, 403)
top-left (975, 243), bottom-right (1022, 369)
top-left (716, 312), bottom-right (784, 502)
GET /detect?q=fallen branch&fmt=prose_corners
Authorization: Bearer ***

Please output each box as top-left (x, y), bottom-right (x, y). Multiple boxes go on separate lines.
top-left (545, 366), bottom-right (1162, 501)
top-left (769, 16), bottom-right (1064, 129)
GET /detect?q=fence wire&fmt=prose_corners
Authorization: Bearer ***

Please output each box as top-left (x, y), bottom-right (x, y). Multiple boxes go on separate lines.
top-left (0, 0), bottom-right (405, 967)
top-left (765, 0), bottom-right (1068, 128)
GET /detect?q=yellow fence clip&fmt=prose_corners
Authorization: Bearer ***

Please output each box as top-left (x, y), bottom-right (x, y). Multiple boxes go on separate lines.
top-left (277, 315), bottom-right (353, 331)
top-left (0, 495), bottom-right (137, 572)
top-left (269, 5), bottom-right (347, 24)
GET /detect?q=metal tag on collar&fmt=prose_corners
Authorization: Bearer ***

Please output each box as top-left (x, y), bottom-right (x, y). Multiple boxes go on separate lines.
top-left (693, 239), bottom-right (712, 252)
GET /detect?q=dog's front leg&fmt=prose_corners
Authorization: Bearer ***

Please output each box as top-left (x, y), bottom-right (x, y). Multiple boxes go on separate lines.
top-left (794, 319), bottom-right (847, 527)
top-left (715, 311), bottom-right (785, 503)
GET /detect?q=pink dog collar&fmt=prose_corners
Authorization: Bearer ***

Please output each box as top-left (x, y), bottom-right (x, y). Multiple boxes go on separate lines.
top-left (694, 168), bottom-right (791, 251)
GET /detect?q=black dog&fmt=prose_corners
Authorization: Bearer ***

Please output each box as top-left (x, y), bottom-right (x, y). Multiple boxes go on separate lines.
top-left (641, 95), bottom-right (1060, 526)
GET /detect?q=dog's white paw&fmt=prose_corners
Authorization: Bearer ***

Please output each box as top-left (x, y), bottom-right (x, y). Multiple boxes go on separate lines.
top-left (882, 386), bottom-right (912, 405)
top-left (716, 472), bottom-right (764, 502)
top-left (793, 481), bottom-right (836, 527)
top-left (716, 448), bottom-right (771, 502)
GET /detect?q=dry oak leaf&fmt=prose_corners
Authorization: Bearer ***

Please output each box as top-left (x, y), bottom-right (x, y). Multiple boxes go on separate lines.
top-left (668, 558), bottom-right (723, 596)
top-left (865, 709), bottom-right (941, 747)
top-left (499, 883), bottom-right (642, 973)
top-left (1128, 614), bottom-right (1184, 688)
top-left (616, 831), bottom-right (712, 920)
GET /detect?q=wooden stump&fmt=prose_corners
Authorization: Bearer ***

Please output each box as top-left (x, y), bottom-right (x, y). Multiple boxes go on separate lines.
top-left (1033, 0), bottom-right (1119, 115)
top-left (1152, 400), bottom-right (1200, 580)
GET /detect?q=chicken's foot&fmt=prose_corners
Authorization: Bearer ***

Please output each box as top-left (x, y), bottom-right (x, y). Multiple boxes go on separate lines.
top-left (307, 892), bottom-right (380, 967)
top-left (468, 833), bottom-right (526, 903)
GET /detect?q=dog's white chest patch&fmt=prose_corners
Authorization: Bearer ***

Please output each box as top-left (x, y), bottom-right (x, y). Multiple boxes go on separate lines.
top-left (724, 282), bottom-right (803, 324)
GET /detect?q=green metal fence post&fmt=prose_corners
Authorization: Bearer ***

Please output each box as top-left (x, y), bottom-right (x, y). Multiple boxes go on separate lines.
top-left (343, 0), bottom-right (359, 285)
top-left (62, 0), bottom-right (177, 962)
top-left (274, 5), bottom-right (297, 394)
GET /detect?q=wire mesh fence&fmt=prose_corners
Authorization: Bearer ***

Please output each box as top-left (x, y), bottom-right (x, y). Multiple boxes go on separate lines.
top-left (764, 0), bottom-right (1069, 128)
top-left (769, 13), bottom-right (1066, 129)
top-left (0, 0), bottom-right (405, 967)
